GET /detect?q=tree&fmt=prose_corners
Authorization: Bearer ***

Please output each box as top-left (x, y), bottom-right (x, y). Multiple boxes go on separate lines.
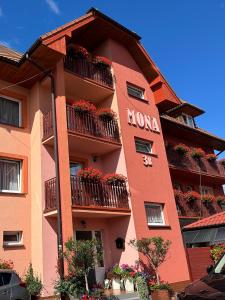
top-left (63, 238), bottom-right (100, 293)
top-left (129, 237), bottom-right (171, 285)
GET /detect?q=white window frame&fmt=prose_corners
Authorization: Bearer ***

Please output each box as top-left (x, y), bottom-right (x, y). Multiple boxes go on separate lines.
top-left (3, 231), bottom-right (23, 246)
top-left (127, 84), bottom-right (145, 100)
top-left (145, 203), bottom-right (165, 226)
top-left (0, 94), bottom-right (22, 127)
top-left (0, 159), bottom-right (22, 193)
top-left (181, 114), bottom-right (195, 128)
top-left (135, 139), bottom-right (152, 154)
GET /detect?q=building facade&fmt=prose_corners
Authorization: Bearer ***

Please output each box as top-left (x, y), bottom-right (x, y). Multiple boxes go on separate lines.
top-left (1, 8), bottom-right (223, 296)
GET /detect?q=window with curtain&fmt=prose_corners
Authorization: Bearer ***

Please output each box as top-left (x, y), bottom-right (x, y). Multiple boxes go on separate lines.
top-left (145, 203), bottom-right (165, 225)
top-left (0, 96), bottom-right (21, 127)
top-left (0, 159), bottom-right (21, 192)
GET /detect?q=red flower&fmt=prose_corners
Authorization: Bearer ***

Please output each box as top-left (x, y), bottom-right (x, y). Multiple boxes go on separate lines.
top-left (201, 194), bottom-right (215, 204)
top-left (68, 44), bottom-right (89, 58)
top-left (206, 153), bottom-right (217, 162)
top-left (184, 191), bottom-right (200, 202)
top-left (190, 148), bottom-right (205, 159)
top-left (102, 173), bottom-right (127, 184)
top-left (94, 56), bottom-right (112, 67)
top-left (72, 100), bottom-right (96, 113)
top-left (77, 167), bottom-right (102, 181)
top-left (0, 259), bottom-right (14, 270)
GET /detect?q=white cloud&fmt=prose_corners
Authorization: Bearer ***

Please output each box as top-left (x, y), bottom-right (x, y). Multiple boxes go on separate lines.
top-left (45, 0), bottom-right (60, 15)
top-left (0, 40), bottom-right (11, 48)
top-left (0, 7), bottom-right (3, 17)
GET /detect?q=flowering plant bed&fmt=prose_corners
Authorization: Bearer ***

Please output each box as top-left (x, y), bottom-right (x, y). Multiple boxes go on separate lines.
top-left (184, 191), bottom-right (200, 203)
top-left (72, 100), bottom-right (96, 113)
top-left (216, 196), bottom-right (225, 205)
top-left (201, 195), bottom-right (215, 205)
top-left (206, 153), bottom-right (217, 162)
top-left (94, 56), bottom-right (112, 68)
top-left (174, 143), bottom-right (190, 156)
top-left (190, 148), bottom-right (205, 159)
top-left (220, 159), bottom-right (225, 166)
top-left (0, 259), bottom-right (14, 269)
top-left (68, 44), bottom-right (89, 58)
top-left (77, 167), bottom-right (102, 182)
top-left (96, 108), bottom-right (117, 120)
top-left (102, 173), bottom-right (127, 184)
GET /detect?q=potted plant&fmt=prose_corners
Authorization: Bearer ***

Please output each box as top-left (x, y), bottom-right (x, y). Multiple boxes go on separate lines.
top-left (67, 44), bottom-right (89, 59)
top-left (174, 144), bottom-right (190, 156)
top-left (96, 108), bottom-right (117, 121)
top-left (77, 167), bottom-right (102, 182)
top-left (135, 274), bottom-right (150, 300)
top-left (0, 259), bottom-right (14, 269)
top-left (24, 264), bottom-right (43, 300)
top-left (184, 191), bottom-right (200, 203)
top-left (216, 196), bottom-right (225, 206)
top-left (149, 283), bottom-right (172, 300)
top-left (121, 264), bottom-right (136, 292)
top-left (108, 264), bottom-right (123, 290)
top-left (129, 237), bottom-right (171, 300)
top-left (94, 56), bottom-right (112, 68)
top-left (72, 100), bottom-right (96, 114)
top-left (201, 194), bottom-right (214, 206)
top-left (190, 148), bottom-right (205, 160)
top-left (206, 153), bottom-right (217, 162)
top-left (102, 173), bottom-right (127, 185)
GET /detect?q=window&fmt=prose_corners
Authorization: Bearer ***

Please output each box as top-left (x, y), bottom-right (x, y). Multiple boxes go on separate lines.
top-left (0, 273), bottom-right (12, 286)
top-left (135, 138), bottom-right (152, 154)
top-left (201, 186), bottom-right (214, 196)
top-left (177, 114), bottom-right (195, 128)
top-left (145, 203), bottom-right (165, 226)
top-left (70, 162), bottom-right (83, 176)
top-left (0, 159), bottom-right (21, 193)
top-left (0, 96), bottom-right (22, 127)
top-left (3, 231), bottom-right (22, 246)
top-left (127, 84), bottom-right (144, 100)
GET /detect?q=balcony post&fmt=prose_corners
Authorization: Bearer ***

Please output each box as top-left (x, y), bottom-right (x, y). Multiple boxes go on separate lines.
top-left (54, 59), bottom-right (73, 263)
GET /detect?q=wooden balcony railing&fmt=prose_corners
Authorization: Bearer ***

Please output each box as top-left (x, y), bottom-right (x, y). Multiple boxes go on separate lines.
top-left (167, 148), bottom-right (225, 179)
top-left (64, 56), bottom-right (113, 88)
top-left (45, 176), bottom-right (129, 212)
top-left (43, 106), bottom-right (120, 143)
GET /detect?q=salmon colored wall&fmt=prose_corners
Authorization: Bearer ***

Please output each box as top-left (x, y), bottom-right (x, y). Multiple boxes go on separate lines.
top-left (107, 39), bottom-right (190, 284)
top-left (0, 80), bottom-right (31, 276)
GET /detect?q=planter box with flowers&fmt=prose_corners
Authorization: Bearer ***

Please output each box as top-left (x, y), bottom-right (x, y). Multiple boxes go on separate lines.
top-left (206, 153), bottom-right (217, 162)
top-left (0, 259), bottom-right (14, 269)
top-left (67, 44), bottom-right (89, 59)
top-left (150, 283), bottom-right (172, 300)
top-left (72, 100), bottom-right (96, 114)
top-left (216, 196), bottom-right (225, 206)
top-left (201, 195), bottom-right (215, 206)
top-left (77, 167), bottom-right (102, 183)
top-left (190, 148), bottom-right (205, 160)
top-left (97, 108), bottom-right (117, 121)
top-left (174, 144), bottom-right (190, 156)
top-left (94, 56), bottom-right (112, 69)
top-left (184, 191), bottom-right (200, 203)
top-left (102, 173), bottom-right (127, 185)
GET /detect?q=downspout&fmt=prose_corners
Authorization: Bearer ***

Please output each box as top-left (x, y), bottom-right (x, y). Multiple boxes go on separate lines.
top-left (26, 54), bottom-right (64, 280)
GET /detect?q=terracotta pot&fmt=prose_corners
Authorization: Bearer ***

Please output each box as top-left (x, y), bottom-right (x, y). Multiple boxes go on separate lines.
top-left (151, 289), bottom-right (170, 300)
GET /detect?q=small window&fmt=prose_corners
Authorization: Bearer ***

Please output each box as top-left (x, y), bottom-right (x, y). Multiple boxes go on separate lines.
top-left (0, 159), bottom-right (21, 192)
top-left (0, 273), bottom-right (12, 286)
top-left (135, 139), bottom-right (152, 154)
top-left (127, 84), bottom-right (144, 100)
top-left (0, 96), bottom-right (22, 127)
top-left (178, 114), bottom-right (195, 128)
top-left (3, 231), bottom-right (22, 246)
top-left (145, 203), bottom-right (165, 226)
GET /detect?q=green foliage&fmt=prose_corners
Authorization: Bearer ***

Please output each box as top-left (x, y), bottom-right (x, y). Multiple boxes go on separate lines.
top-left (54, 274), bottom-right (86, 297)
top-left (150, 283), bottom-right (172, 292)
top-left (136, 276), bottom-right (149, 300)
top-left (24, 264), bottom-right (43, 296)
top-left (129, 237), bottom-right (171, 285)
top-left (210, 244), bottom-right (225, 263)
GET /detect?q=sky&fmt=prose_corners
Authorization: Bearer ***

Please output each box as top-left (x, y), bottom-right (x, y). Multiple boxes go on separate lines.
top-left (0, 0), bottom-right (225, 153)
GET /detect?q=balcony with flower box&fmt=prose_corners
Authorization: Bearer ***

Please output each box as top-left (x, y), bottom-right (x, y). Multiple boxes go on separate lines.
top-left (166, 144), bottom-right (225, 184)
top-left (44, 171), bottom-right (130, 217)
top-left (42, 103), bottom-right (121, 155)
top-left (64, 45), bottom-right (114, 102)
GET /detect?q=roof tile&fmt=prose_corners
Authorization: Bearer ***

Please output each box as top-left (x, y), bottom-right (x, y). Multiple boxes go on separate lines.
top-left (184, 212), bottom-right (225, 229)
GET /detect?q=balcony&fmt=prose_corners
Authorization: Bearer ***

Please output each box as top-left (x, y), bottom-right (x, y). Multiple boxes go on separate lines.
top-left (166, 148), bottom-right (225, 184)
top-left (64, 57), bottom-right (114, 102)
top-left (43, 106), bottom-right (121, 155)
top-left (44, 176), bottom-right (130, 217)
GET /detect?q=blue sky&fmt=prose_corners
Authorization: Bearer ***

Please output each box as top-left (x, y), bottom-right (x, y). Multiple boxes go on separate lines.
top-left (0, 0), bottom-right (225, 151)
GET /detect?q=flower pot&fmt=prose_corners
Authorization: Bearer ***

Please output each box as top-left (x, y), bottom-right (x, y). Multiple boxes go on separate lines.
top-left (124, 278), bottom-right (134, 292)
top-left (151, 289), bottom-right (170, 300)
top-left (112, 278), bottom-right (121, 290)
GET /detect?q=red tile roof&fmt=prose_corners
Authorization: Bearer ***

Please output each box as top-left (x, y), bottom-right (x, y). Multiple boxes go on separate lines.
top-left (184, 212), bottom-right (225, 230)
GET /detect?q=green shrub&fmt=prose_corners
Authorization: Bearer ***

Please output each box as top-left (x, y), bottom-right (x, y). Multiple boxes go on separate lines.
top-left (24, 264), bottom-right (43, 296)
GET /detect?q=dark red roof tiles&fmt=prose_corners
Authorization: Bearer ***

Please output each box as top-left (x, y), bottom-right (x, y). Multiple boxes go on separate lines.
top-left (184, 211), bottom-right (225, 229)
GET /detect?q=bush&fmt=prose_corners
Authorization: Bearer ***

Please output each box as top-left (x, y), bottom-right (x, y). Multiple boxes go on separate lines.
top-left (24, 264), bottom-right (43, 296)
top-left (54, 274), bottom-right (86, 297)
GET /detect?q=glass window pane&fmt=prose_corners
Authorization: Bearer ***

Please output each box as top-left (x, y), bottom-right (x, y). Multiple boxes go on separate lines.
top-left (127, 85), bottom-right (144, 99)
top-left (145, 204), bottom-right (164, 225)
top-left (70, 162), bottom-right (83, 176)
top-left (135, 139), bottom-right (152, 154)
top-left (0, 273), bottom-right (12, 286)
top-left (0, 159), bottom-right (21, 192)
top-left (0, 97), bottom-right (20, 127)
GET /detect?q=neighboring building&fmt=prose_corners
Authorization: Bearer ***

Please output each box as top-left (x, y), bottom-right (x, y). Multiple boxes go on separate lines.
top-left (158, 100), bottom-right (225, 228)
top-left (2, 7), bottom-right (223, 296)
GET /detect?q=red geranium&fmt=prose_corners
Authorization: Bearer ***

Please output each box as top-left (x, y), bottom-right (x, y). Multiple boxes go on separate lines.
top-left (102, 173), bottom-right (127, 184)
top-left (201, 194), bottom-right (215, 205)
top-left (77, 167), bottom-right (102, 181)
top-left (68, 44), bottom-right (89, 58)
top-left (190, 148), bottom-right (205, 159)
top-left (0, 259), bottom-right (14, 269)
top-left (184, 191), bottom-right (200, 203)
top-left (206, 153), bottom-right (217, 162)
top-left (94, 56), bottom-right (112, 67)
top-left (72, 100), bottom-right (96, 113)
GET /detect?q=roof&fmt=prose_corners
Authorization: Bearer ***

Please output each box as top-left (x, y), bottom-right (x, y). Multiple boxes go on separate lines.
top-left (165, 100), bottom-right (205, 117)
top-left (161, 114), bottom-right (225, 150)
top-left (0, 44), bottom-right (22, 62)
top-left (184, 211), bottom-right (225, 230)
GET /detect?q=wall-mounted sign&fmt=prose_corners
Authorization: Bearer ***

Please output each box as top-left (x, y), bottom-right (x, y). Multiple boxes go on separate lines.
top-left (127, 109), bottom-right (160, 133)
top-left (143, 155), bottom-right (152, 167)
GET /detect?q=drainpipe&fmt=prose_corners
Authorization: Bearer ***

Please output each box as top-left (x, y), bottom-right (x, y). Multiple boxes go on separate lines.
top-left (25, 55), bottom-right (64, 280)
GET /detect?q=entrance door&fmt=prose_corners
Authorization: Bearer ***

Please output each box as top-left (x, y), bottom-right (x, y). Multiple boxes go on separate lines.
top-left (76, 230), bottom-right (105, 285)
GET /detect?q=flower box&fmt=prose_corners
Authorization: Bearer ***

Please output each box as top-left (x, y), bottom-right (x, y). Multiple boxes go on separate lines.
top-left (67, 44), bottom-right (89, 59)
top-left (97, 108), bottom-right (117, 120)
top-left (202, 195), bottom-right (214, 205)
top-left (102, 173), bottom-right (127, 185)
top-left (77, 167), bottom-right (102, 182)
top-left (174, 144), bottom-right (190, 156)
top-left (184, 191), bottom-right (200, 203)
top-left (190, 148), bottom-right (205, 159)
top-left (72, 100), bottom-right (96, 114)
top-left (94, 56), bottom-right (112, 68)
top-left (0, 259), bottom-right (14, 269)
top-left (206, 153), bottom-right (217, 162)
